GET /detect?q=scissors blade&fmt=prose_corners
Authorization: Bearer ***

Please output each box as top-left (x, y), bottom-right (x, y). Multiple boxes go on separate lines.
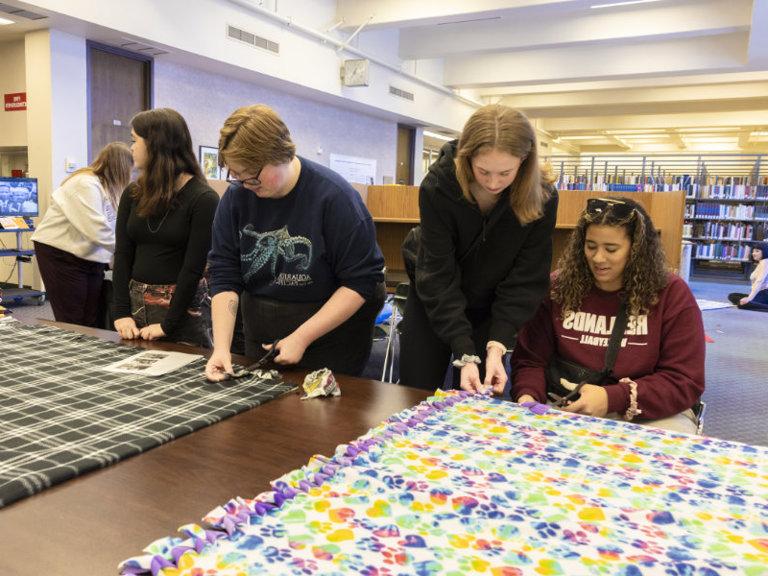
top-left (246, 339), bottom-right (279, 370)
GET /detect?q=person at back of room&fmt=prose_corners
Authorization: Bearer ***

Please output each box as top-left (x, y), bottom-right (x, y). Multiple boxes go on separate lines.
top-left (111, 108), bottom-right (219, 346)
top-left (204, 104), bottom-right (385, 381)
top-left (399, 104), bottom-right (558, 394)
top-left (727, 240), bottom-right (768, 311)
top-left (511, 197), bottom-right (705, 434)
top-left (32, 142), bottom-right (133, 327)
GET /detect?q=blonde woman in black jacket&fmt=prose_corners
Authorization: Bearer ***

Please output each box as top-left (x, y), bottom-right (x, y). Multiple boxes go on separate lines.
top-left (400, 105), bottom-right (558, 394)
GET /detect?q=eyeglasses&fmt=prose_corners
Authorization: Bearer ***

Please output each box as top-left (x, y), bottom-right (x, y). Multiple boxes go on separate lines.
top-left (585, 197), bottom-right (636, 221)
top-left (226, 168), bottom-right (262, 189)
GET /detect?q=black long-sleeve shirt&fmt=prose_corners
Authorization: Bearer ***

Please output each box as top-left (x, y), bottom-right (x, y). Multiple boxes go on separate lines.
top-left (112, 178), bottom-right (219, 335)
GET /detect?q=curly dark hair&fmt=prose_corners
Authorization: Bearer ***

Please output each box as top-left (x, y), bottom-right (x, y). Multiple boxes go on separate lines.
top-left (552, 196), bottom-right (668, 316)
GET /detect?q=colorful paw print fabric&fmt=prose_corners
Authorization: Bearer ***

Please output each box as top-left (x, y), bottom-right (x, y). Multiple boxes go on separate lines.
top-left (120, 391), bottom-right (768, 575)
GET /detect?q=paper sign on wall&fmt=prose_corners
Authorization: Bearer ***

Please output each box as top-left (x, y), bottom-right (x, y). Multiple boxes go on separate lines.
top-left (4, 93), bottom-right (27, 112)
top-left (330, 153), bottom-right (376, 185)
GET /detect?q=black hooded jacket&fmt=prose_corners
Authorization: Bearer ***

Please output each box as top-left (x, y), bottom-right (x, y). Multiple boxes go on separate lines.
top-left (414, 141), bottom-right (558, 357)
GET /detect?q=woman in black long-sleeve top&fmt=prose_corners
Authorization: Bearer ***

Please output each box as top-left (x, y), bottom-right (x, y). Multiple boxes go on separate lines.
top-left (400, 105), bottom-right (558, 393)
top-left (112, 108), bottom-right (219, 346)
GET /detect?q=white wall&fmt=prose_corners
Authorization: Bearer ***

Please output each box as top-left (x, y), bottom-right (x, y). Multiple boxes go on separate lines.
top-left (0, 40), bottom-right (28, 147)
top-left (13, 29), bottom-right (88, 289)
top-left (23, 0), bottom-right (477, 131)
top-left (154, 59), bottom-right (398, 184)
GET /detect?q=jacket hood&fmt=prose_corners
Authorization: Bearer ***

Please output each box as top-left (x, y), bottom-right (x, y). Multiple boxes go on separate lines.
top-left (426, 140), bottom-right (464, 202)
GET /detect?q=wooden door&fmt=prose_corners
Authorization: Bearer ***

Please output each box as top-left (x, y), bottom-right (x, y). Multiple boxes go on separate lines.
top-left (396, 124), bottom-right (415, 185)
top-left (88, 44), bottom-right (151, 160)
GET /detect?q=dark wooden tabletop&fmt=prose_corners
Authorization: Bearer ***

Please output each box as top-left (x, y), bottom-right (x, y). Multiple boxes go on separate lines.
top-left (0, 321), bottom-right (431, 575)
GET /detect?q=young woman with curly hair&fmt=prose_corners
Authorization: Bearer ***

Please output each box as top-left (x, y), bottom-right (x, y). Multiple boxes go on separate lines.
top-left (511, 197), bottom-right (705, 434)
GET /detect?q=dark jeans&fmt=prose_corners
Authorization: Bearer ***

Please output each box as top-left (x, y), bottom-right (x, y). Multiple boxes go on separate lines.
top-left (34, 241), bottom-right (106, 328)
top-left (728, 289), bottom-right (768, 311)
top-left (129, 278), bottom-right (212, 347)
top-left (399, 286), bottom-right (494, 391)
top-left (240, 283), bottom-right (386, 376)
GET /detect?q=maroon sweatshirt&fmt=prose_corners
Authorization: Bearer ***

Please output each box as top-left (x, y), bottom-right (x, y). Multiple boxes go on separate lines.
top-left (511, 273), bottom-right (705, 420)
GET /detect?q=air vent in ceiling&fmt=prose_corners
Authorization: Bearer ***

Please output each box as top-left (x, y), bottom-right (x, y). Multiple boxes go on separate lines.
top-left (389, 85), bottom-right (414, 101)
top-left (0, 2), bottom-right (47, 20)
top-left (119, 40), bottom-right (169, 57)
top-left (227, 24), bottom-right (279, 54)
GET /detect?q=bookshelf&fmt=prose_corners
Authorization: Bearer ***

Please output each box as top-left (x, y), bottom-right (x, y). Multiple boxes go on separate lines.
top-left (547, 154), bottom-right (768, 279)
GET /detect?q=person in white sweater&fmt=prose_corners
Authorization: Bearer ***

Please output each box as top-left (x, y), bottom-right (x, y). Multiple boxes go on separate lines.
top-left (32, 142), bottom-right (133, 326)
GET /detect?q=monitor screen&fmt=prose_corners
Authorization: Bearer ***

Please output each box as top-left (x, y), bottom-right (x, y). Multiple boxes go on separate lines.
top-left (0, 177), bottom-right (39, 217)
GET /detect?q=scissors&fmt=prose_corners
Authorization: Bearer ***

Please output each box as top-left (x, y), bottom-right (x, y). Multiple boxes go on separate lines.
top-left (225, 339), bottom-right (279, 380)
top-left (547, 379), bottom-right (587, 408)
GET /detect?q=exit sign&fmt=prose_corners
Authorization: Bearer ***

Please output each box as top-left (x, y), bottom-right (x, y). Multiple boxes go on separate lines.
top-left (4, 92), bottom-right (27, 112)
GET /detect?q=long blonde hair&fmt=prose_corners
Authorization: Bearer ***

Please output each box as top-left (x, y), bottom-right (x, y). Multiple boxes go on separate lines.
top-left (63, 142), bottom-right (132, 209)
top-left (455, 105), bottom-right (552, 225)
top-left (218, 104), bottom-right (296, 172)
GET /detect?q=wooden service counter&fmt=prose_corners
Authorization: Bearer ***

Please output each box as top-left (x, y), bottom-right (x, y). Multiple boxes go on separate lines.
top-left (363, 186), bottom-right (686, 285)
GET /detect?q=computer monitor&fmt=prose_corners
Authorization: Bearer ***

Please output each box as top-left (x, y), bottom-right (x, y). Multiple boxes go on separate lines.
top-left (0, 177), bottom-right (39, 217)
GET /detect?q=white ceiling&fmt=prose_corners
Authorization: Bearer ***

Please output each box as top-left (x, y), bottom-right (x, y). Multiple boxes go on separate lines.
top-left (1, 0), bottom-right (767, 154)
top-left (338, 0), bottom-right (768, 154)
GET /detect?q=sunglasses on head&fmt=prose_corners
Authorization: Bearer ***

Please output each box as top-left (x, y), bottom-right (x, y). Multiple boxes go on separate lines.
top-left (585, 197), bottom-right (636, 221)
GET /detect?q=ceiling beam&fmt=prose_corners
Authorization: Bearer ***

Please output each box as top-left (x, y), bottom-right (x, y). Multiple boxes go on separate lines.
top-left (399, 0), bottom-right (749, 59)
top-left (539, 110), bottom-right (768, 132)
top-left (444, 33), bottom-right (750, 88)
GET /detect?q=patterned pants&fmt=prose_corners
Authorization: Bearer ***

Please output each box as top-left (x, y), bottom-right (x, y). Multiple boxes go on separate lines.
top-left (129, 278), bottom-right (212, 347)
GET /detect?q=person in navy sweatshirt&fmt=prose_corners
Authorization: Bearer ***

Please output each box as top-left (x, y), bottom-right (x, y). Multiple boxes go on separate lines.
top-left (399, 104), bottom-right (558, 393)
top-left (204, 104), bottom-right (385, 379)
top-left (512, 197), bottom-right (705, 434)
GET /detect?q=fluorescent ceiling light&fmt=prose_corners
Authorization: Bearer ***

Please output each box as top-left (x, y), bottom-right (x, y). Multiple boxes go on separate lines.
top-left (591, 0), bottom-right (662, 9)
top-left (423, 130), bottom-right (454, 142)
top-left (0, 17), bottom-right (14, 25)
top-left (558, 135), bottom-right (602, 140)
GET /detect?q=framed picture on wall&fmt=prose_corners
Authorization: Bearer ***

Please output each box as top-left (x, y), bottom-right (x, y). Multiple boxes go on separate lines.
top-left (199, 146), bottom-right (221, 180)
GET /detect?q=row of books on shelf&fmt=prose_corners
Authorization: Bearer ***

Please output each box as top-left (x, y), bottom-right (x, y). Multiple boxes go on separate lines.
top-left (555, 173), bottom-right (768, 196)
top-left (682, 222), bottom-right (757, 240)
top-left (694, 243), bottom-right (751, 261)
top-left (684, 204), bottom-right (768, 220)
top-left (687, 183), bottom-right (768, 200)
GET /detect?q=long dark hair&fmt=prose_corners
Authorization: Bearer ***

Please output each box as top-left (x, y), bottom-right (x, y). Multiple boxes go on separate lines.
top-left (130, 108), bottom-right (203, 217)
top-left (553, 197), bottom-right (668, 316)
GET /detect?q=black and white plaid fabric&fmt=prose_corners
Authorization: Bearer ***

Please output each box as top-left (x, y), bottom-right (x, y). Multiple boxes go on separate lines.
top-left (0, 321), bottom-right (296, 508)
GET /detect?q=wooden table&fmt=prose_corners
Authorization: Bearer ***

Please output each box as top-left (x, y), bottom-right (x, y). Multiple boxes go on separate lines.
top-left (0, 322), bottom-right (431, 575)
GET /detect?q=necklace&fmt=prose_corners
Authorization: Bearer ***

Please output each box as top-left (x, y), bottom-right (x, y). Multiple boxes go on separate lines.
top-left (146, 209), bottom-right (170, 233)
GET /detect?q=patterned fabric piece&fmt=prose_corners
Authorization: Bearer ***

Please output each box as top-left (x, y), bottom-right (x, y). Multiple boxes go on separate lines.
top-left (0, 321), bottom-right (294, 508)
top-left (120, 391), bottom-right (768, 576)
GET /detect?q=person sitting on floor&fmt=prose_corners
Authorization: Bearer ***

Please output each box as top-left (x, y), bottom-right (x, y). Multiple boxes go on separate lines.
top-left (511, 197), bottom-right (705, 434)
top-left (727, 240), bottom-right (768, 312)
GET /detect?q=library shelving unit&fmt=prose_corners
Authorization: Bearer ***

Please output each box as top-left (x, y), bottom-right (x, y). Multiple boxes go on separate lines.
top-left (546, 154), bottom-right (767, 279)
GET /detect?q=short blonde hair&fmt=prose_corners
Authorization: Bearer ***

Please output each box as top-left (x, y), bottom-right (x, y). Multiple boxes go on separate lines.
top-left (455, 105), bottom-right (552, 225)
top-left (218, 104), bottom-right (296, 171)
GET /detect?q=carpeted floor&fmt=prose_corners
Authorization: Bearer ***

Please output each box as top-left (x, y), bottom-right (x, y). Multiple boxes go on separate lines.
top-left (5, 277), bottom-right (766, 446)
